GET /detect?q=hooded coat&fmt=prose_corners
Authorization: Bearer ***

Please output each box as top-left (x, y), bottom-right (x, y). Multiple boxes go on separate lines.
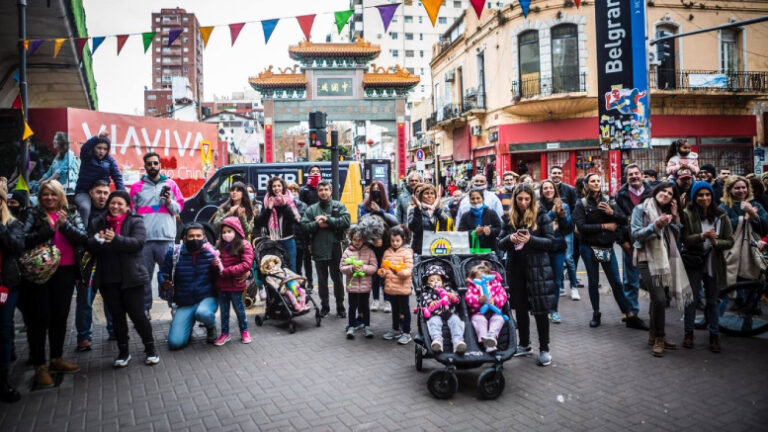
top-left (74, 136), bottom-right (124, 194)
top-left (215, 217), bottom-right (254, 292)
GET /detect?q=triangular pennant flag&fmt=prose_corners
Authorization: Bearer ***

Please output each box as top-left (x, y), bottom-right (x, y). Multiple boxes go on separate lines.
top-left (91, 36), bottom-right (105, 54)
top-left (116, 35), bottom-right (129, 55)
top-left (296, 15), bottom-right (315, 41)
top-left (28, 39), bottom-right (44, 56)
top-left (470, 0), bottom-right (485, 19)
top-left (14, 173), bottom-right (29, 192)
top-left (11, 94), bottom-right (21, 110)
top-left (199, 26), bottom-right (214, 48)
top-left (575, 0), bottom-right (582, 7)
top-left (376, 4), bottom-right (400, 32)
top-left (423, 0), bottom-right (442, 26)
top-left (334, 9), bottom-right (354, 34)
top-left (75, 37), bottom-right (89, 57)
top-left (229, 23), bottom-right (245, 46)
top-left (519, 0), bottom-right (531, 18)
top-left (142, 32), bottom-right (156, 53)
top-left (53, 38), bottom-right (65, 58)
top-left (22, 122), bottom-right (34, 141)
top-left (262, 19), bottom-right (279, 44)
top-left (167, 29), bottom-right (183, 47)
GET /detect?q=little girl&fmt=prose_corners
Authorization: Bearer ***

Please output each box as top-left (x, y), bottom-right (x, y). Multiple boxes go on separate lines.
top-left (261, 255), bottom-right (310, 312)
top-left (380, 225), bottom-right (414, 345)
top-left (417, 265), bottom-right (466, 354)
top-left (339, 225), bottom-right (378, 339)
top-left (666, 138), bottom-right (699, 178)
top-left (465, 263), bottom-right (507, 352)
top-left (213, 217), bottom-right (255, 346)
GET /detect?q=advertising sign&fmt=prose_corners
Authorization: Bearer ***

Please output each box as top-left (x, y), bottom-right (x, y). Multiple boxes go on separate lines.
top-left (608, 150), bottom-right (621, 195)
top-left (595, 0), bottom-right (650, 150)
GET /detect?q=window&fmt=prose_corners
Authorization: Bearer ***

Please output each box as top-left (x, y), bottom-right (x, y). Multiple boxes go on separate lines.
top-left (420, 50), bottom-right (425, 58)
top-left (438, 17), bottom-right (447, 24)
top-left (421, 68), bottom-right (425, 75)
top-left (389, 32), bottom-right (398, 39)
top-left (162, 38), bottom-right (168, 44)
top-left (184, 28), bottom-right (189, 33)
top-left (155, 17), bottom-right (160, 22)
top-left (392, 16), bottom-right (398, 23)
top-left (184, 67), bottom-right (189, 73)
top-left (392, 49), bottom-right (399, 57)
top-left (184, 47), bottom-right (189, 52)
top-left (155, 27), bottom-right (161, 32)
top-left (205, 170), bottom-right (247, 203)
top-left (405, 33), bottom-right (414, 40)
top-left (419, 16), bottom-right (423, 24)
top-left (421, 85), bottom-right (426, 92)
top-left (407, 67), bottom-right (415, 74)
top-left (405, 50), bottom-right (414, 57)
top-left (147, 94), bottom-right (157, 101)
top-left (655, 25), bottom-right (677, 89)
top-left (183, 17), bottom-right (188, 22)
top-left (518, 30), bottom-right (540, 96)
top-left (721, 29), bottom-right (740, 73)
top-left (420, 33), bottom-right (424, 41)
top-left (147, 107), bottom-right (157, 113)
top-left (405, 16), bottom-right (413, 23)
top-left (454, 0), bottom-right (462, 7)
top-left (183, 37), bottom-right (188, 43)
top-left (156, 58), bottom-right (161, 63)
top-left (551, 24), bottom-right (579, 92)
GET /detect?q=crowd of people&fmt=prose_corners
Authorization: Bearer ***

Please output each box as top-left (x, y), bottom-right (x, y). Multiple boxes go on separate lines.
top-left (0, 134), bottom-right (763, 405)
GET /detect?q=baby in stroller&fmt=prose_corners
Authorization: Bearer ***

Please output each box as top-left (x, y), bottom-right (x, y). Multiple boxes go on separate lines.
top-left (465, 262), bottom-right (508, 353)
top-left (416, 265), bottom-right (466, 354)
top-left (260, 255), bottom-right (310, 312)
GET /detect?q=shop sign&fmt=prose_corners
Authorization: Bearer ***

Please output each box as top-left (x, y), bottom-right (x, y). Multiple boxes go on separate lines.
top-left (316, 78), bottom-right (354, 97)
top-left (546, 142), bottom-right (560, 150)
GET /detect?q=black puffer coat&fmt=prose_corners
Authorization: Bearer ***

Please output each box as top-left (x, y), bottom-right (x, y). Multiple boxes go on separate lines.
top-left (23, 205), bottom-right (87, 272)
top-left (497, 210), bottom-right (556, 315)
top-left (0, 219), bottom-right (25, 289)
top-left (86, 213), bottom-right (149, 289)
top-left (572, 194), bottom-right (626, 248)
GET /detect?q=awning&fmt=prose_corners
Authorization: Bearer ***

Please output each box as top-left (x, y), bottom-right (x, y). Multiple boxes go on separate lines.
top-left (472, 144), bottom-right (496, 157)
top-left (453, 125), bottom-right (471, 161)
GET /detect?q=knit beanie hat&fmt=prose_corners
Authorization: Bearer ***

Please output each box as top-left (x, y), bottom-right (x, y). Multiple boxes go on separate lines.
top-left (106, 190), bottom-right (132, 209)
top-left (690, 180), bottom-right (714, 202)
top-left (700, 164), bottom-right (717, 177)
top-left (7, 189), bottom-right (29, 208)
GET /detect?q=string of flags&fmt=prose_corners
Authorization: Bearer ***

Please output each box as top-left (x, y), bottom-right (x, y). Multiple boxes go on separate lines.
top-left (17, 1), bottom-right (557, 59)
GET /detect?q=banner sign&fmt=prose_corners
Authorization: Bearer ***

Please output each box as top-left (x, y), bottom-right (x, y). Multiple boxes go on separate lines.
top-left (422, 231), bottom-right (469, 256)
top-left (595, 0), bottom-right (650, 150)
top-left (397, 122), bottom-right (406, 178)
top-left (608, 150), bottom-right (621, 195)
top-left (264, 123), bottom-right (274, 163)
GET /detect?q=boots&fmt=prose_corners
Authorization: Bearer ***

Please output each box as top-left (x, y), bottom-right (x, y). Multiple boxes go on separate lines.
top-left (589, 311), bottom-right (601, 328)
top-left (626, 314), bottom-right (650, 331)
top-left (683, 331), bottom-right (694, 349)
top-left (49, 358), bottom-right (80, 374)
top-left (34, 365), bottom-right (54, 388)
top-left (709, 334), bottom-right (721, 353)
top-left (648, 330), bottom-right (655, 346)
top-left (652, 337), bottom-right (665, 357)
top-left (0, 369), bottom-right (21, 403)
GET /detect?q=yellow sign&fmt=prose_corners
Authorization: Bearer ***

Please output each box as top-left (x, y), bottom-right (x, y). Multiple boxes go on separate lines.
top-left (200, 140), bottom-right (213, 165)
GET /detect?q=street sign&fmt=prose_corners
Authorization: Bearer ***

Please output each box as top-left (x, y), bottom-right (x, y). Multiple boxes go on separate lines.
top-left (416, 149), bottom-right (424, 160)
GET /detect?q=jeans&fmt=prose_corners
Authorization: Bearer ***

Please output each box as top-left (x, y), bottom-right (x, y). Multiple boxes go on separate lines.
top-left (389, 294), bottom-right (411, 333)
top-left (74, 192), bottom-right (92, 227)
top-left (100, 283), bottom-right (154, 348)
top-left (370, 274), bottom-right (390, 302)
top-left (142, 240), bottom-right (173, 311)
top-left (622, 249), bottom-right (641, 315)
top-left (219, 291), bottom-right (247, 335)
top-left (550, 252), bottom-right (566, 312)
top-left (580, 245), bottom-right (632, 314)
top-left (347, 292), bottom-right (370, 328)
top-left (167, 297), bottom-right (218, 350)
top-left (315, 242), bottom-right (344, 312)
top-left (637, 263), bottom-right (667, 338)
top-left (0, 289), bottom-right (19, 369)
top-left (75, 281), bottom-right (114, 342)
top-left (684, 269), bottom-right (719, 336)
top-left (471, 313), bottom-right (505, 341)
top-left (427, 314), bottom-right (464, 343)
top-left (279, 238), bottom-right (297, 273)
top-left (564, 233), bottom-right (578, 286)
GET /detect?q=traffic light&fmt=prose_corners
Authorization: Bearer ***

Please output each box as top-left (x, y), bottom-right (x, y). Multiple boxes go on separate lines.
top-left (657, 40), bottom-right (672, 62)
top-left (308, 111), bottom-right (329, 149)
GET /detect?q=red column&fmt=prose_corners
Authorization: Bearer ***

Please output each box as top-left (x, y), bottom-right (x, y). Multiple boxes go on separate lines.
top-left (264, 124), bottom-right (273, 163)
top-left (397, 122), bottom-right (406, 178)
top-left (568, 150), bottom-right (577, 185)
top-left (540, 152), bottom-right (548, 181)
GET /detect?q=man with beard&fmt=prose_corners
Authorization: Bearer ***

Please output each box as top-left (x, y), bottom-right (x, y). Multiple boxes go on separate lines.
top-left (699, 164), bottom-right (723, 202)
top-left (130, 152), bottom-right (185, 318)
top-left (675, 167), bottom-right (695, 207)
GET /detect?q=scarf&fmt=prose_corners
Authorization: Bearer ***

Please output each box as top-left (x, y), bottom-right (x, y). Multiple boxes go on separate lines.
top-left (470, 205), bottom-right (485, 228)
top-left (306, 175), bottom-right (320, 188)
top-left (421, 203), bottom-right (435, 220)
top-left (637, 199), bottom-right (692, 310)
top-left (106, 213), bottom-right (128, 234)
top-left (264, 190), bottom-right (301, 240)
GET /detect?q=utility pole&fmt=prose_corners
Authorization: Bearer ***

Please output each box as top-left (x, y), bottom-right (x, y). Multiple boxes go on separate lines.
top-left (17, 0), bottom-right (29, 184)
top-left (331, 130), bottom-right (340, 201)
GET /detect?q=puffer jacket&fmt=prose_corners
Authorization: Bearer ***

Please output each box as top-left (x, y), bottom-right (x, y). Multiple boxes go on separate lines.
top-left (24, 205), bottom-right (87, 271)
top-left (497, 210), bottom-right (557, 315)
top-left (74, 135), bottom-right (124, 194)
top-left (465, 271), bottom-right (507, 313)
top-left (573, 194), bottom-right (626, 248)
top-left (87, 213), bottom-right (149, 289)
top-left (215, 217), bottom-right (254, 292)
top-left (381, 246), bottom-right (413, 295)
top-left (0, 218), bottom-right (25, 289)
top-left (158, 242), bottom-right (217, 307)
top-left (339, 243), bottom-right (378, 293)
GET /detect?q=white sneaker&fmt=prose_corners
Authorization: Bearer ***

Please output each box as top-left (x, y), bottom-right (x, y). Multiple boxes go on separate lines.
top-left (383, 301), bottom-right (392, 313)
top-left (370, 300), bottom-right (380, 312)
top-left (431, 339), bottom-right (443, 352)
top-left (570, 288), bottom-right (581, 301)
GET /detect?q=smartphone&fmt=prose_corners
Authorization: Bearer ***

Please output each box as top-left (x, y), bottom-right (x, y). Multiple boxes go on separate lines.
top-left (517, 228), bottom-right (529, 235)
top-left (160, 185), bottom-right (170, 197)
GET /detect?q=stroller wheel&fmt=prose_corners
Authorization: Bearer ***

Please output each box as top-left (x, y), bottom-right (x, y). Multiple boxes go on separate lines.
top-left (427, 369), bottom-right (457, 400)
top-left (415, 344), bottom-right (423, 372)
top-left (254, 316), bottom-right (264, 327)
top-left (477, 368), bottom-right (506, 400)
top-left (288, 322), bottom-right (296, 334)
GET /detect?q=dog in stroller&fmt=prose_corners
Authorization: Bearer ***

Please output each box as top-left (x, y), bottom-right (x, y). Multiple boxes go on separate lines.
top-left (412, 253), bottom-right (517, 400)
top-left (251, 238), bottom-right (322, 333)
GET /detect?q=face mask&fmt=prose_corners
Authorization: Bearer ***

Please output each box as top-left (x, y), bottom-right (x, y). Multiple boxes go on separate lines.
top-left (222, 232), bottom-right (235, 242)
top-left (475, 184), bottom-right (487, 191)
top-left (185, 239), bottom-right (204, 252)
top-left (8, 206), bottom-right (20, 217)
top-left (370, 190), bottom-right (381, 199)
top-left (307, 174), bottom-right (320, 188)
top-left (471, 203), bottom-right (484, 210)
top-left (248, 193), bottom-right (255, 201)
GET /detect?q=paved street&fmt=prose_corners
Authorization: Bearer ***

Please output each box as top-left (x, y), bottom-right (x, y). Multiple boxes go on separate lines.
top-left (1, 271), bottom-right (767, 432)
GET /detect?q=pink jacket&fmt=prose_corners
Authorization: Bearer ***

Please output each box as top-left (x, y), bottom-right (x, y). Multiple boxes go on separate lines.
top-left (666, 152), bottom-right (699, 175)
top-left (214, 217), bottom-right (255, 292)
top-left (339, 244), bottom-right (378, 293)
top-left (381, 246), bottom-right (414, 296)
top-left (465, 271), bottom-right (507, 313)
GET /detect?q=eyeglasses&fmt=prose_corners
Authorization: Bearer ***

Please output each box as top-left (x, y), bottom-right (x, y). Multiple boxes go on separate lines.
top-left (145, 161), bottom-right (160, 166)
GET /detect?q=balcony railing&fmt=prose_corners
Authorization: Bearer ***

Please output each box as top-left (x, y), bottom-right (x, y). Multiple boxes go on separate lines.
top-left (426, 113), bottom-right (437, 130)
top-left (462, 93), bottom-right (486, 112)
top-left (651, 69), bottom-right (768, 92)
top-left (511, 72), bottom-right (587, 99)
top-left (441, 103), bottom-right (462, 121)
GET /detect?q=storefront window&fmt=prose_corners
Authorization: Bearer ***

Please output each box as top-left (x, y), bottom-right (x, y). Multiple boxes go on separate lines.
top-left (551, 25), bottom-right (579, 93)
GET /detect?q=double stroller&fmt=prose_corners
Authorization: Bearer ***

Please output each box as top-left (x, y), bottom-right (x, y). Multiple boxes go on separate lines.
top-left (413, 253), bottom-right (517, 400)
top-left (251, 238), bottom-right (322, 333)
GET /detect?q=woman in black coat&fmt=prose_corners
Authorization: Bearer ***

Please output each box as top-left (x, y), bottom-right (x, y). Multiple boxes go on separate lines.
top-left (408, 183), bottom-right (451, 254)
top-left (497, 184), bottom-right (556, 366)
top-left (458, 189), bottom-right (502, 251)
top-left (87, 190), bottom-right (157, 368)
top-left (0, 178), bottom-right (24, 403)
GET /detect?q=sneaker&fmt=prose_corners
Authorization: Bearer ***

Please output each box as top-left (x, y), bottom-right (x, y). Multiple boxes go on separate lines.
top-left (206, 327), bottom-right (217, 344)
top-left (549, 312), bottom-right (563, 324)
top-left (513, 344), bottom-right (533, 357)
top-left (363, 326), bottom-right (374, 338)
top-left (337, 310), bottom-right (347, 319)
top-left (76, 340), bottom-right (92, 352)
top-left (320, 307), bottom-right (330, 318)
top-left (145, 309), bottom-right (152, 321)
top-left (454, 340), bottom-right (467, 354)
top-left (482, 336), bottom-right (498, 352)
top-left (113, 354), bottom-right (131, 368)
top-left (431, 339), bottom-right (444, 353)
top-left (382, 330), bottom-right (402, 340)
top-left (346, 327), bottom-right (355, 339)
top-left (559, 288), bottom-right (567, 297)
top-left (49, 358), bottom-right (80, 373)
top-left (537, 350), bottom-right (552, 366)
top-left (241, 331), bottom-right (252, 344)
top-left (214, 334), bottom-right (231, 346)
top-left (354, 323), bottom-right (365, 332)
top-left (397, 333), bottom-right (412, 345)
top-left (383, 302), bottom-right (392, 313)
top-left (570, 288), bottom-right (581, 301)
top-left (370, 300), bottom-right (380, 312)
top-left (34, 366), bottom-right (54, 388)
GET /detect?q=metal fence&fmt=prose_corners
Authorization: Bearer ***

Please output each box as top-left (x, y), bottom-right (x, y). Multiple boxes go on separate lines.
top-left (651, 69), bottom-right (768, 92)
top-left (511, 72), bottom-right (587, 99)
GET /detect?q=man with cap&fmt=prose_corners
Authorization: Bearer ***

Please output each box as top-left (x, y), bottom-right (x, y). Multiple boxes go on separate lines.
top-left (676, 167), bottom-right (695, 207)
top-left (698, 164), bottom-right (723, 203)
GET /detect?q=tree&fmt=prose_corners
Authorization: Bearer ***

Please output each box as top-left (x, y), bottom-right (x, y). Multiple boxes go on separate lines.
top-left (315, 145), bottom-right (350, 161)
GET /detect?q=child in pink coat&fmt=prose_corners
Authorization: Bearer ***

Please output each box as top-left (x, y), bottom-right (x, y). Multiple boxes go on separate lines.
top-left (665, 139), bottom-right (699, 178)
top-left (465, 263), bottom-right (507, 352)
top-left (212, 217), bottom-right (254, 346)
top-left (340, 226), bottom-right (378, 339)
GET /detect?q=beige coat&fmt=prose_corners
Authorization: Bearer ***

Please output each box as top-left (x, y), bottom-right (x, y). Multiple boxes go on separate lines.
top-left (381, 246), bottom-right (414, 296)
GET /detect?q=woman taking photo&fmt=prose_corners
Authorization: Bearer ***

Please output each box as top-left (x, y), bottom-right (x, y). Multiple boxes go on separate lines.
top-left (631, 183), bottom-right (691, 357)
top-left (211, 182), bottom-right (255, 239)
top-left (457, 189), bottom-right (501, 251)
top-left (538, 180), bottom-right (574, 323)
top-left (497, 184), bottom-right (556, 366)
top-left (0, 178), bottom-right (24, 403)
top-left (86, 191), bottom-right (158, 367)
top-left (20, 179), bottom-right (87, 387)
top-left (682, 181), bottom-right (733, 353)
top-left (408, 184), bottom-right (452, 254)
top-left (358, 180), bottom-right (398, 225)
top-left (573, 173), bottom-right (647, 330)
top-left (257, 177), bottom-right (301, 272)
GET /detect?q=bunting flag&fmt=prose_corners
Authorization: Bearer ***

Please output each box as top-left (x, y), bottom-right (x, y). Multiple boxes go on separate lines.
top-left (470, 0), bottom-right (485, 19)
top-left (91, 36), bottom-right (105, 54)
top-left (376, 4), bottom-right (399, 32)
top-left (575, 0), bottom-right (581, 7)
top-left (167, 29), bottom-right (183, 47)
top-left (28, 39), bottom-right (44, 56)
top-left (14, 172), bottom-right (29, 192)
top-left (296, 14), bottom-right (315, 41)
top-left (22, 122), bottom-right (34, 141)
top-left (199, 26), bottom-right (214, 48)
top-left (519, 0), bottom-right (531, 18)
top-left (334, 9), bottom-right (354, 34)
top-left (262, 19), bottom-right (279, 44)
top-left (423, 0), bottom-right (442, 27)
top-left (229, 23), bottom-right (245, 46)
top-left (116, 34), bottom-right (129, 55)
top-left (75, 37), bottom-right (89, 57)
top-left (142, 32), bottom-right (155, 53)
top-left (11, 94), bottom-right (21, 110)
top-left (53, 38), bottom-right (65, 58)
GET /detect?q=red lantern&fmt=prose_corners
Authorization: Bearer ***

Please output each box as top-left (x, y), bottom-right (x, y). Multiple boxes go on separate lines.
top-left (366, 139), bottom-right (374, 147)
top-left (297, 140), bottom-right (305, 148)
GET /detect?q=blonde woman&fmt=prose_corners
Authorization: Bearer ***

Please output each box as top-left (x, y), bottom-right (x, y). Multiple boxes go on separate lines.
top-left (0, 178), bottom-right (24, 403)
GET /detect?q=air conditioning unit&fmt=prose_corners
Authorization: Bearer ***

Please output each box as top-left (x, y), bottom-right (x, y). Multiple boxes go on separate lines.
top-left (471, 125), bottom-right (482, 136)
top-left (648, 51), bottom-right (661, 66)
top-left (445, 71), bottom-right (455, 82)
top-left (489, 131), bottom-right (499, 142)
top-left (465, 87), bottom-right (477, 98)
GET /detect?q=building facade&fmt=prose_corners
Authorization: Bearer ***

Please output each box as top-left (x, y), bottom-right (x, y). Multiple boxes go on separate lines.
top-left (424, 0), bottom-right (768, 188)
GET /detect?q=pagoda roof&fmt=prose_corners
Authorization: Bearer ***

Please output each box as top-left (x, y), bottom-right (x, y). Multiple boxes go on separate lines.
top-left (289, 38), bottom-right (381, 59)
top-left (248, 66), bottom-right (306, 88)
top-left (363, 65), bottom-right (420, 89)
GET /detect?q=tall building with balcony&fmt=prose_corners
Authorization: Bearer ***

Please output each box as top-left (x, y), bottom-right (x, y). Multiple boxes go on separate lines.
top-left (143, 8), bottom-right (204, 118)
top-left (425, 0), bottom-right (768, 187)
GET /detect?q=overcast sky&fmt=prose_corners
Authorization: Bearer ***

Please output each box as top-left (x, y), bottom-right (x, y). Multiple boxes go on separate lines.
top-left (83, 0), bottom-right (351, 114)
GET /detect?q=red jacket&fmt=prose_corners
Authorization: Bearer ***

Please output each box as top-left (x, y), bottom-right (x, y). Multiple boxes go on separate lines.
top-left (215, 217), bottom-right (255, 292)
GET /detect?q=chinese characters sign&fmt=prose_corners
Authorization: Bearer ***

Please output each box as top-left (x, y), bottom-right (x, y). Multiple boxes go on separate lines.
top-left (316, 78), bottom-right (354, 97)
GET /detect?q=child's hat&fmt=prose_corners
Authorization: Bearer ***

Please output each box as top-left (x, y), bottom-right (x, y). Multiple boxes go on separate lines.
top-left (423, 264), bottom-right (449, 282)
top-left (260, 254), bottom-right (282, 273)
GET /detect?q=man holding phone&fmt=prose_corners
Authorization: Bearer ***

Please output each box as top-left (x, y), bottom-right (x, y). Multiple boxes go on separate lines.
top-left (130, 152), bottom-right (185, 318)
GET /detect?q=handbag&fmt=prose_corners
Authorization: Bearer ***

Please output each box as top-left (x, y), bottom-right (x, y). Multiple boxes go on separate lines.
top-left (19, 242), bottom-right (61, 284)
top-left (590, 246), bottom-right (612, 263)
top-left (470, 231), bottom-right (492, 254)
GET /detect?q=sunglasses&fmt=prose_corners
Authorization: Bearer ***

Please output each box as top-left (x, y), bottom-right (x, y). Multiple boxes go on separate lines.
top-left (145, 161), bottom-right (160, 166)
